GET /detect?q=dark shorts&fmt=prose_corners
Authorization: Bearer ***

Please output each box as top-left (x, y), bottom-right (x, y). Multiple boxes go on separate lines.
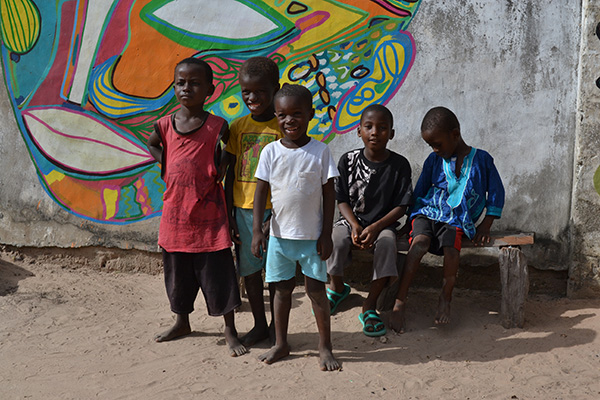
top-left (162, 248), bottom-right (241, 316)
top-left (410, 215), bottom-right (464, 256)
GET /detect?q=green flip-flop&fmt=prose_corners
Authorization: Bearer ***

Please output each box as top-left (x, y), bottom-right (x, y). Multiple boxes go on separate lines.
top-left (358, 309), bottom-right (386, 337)
top-left (326, 283), bottom-right (351, 315)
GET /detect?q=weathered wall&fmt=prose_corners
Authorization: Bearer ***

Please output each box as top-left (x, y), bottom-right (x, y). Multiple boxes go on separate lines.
top-left (0, 1), bottom-right (597, 295)
top-left (570, 0), bottom-right (600, 298)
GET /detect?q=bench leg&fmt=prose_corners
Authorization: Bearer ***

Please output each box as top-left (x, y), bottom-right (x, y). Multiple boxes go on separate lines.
top-left (499, 246), bottom-right (529, 328)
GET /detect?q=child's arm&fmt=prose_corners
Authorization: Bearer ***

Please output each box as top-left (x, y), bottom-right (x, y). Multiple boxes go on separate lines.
top-left (359, 206), bottom-right (408, 248)
top-left (473, 215), bottom-right (496, 246)
top-left (215, 124), bottom-right (230, 183)
top-left (317, 178), bottom-right (335, 260)
top-left (251, 178), bottom-right (269, 259)
top-left (338, 202), bottom-right (364, 248)
top-left (147, 124), bottom-right (163, 163)
top-left (224, 153), bottom-right (240, 244)
top-left (473, 153), bottom-right (504, 246)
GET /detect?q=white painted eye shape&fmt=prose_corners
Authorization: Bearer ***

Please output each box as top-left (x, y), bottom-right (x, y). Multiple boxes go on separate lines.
top-left (152, 0), bottom-right (277, 39)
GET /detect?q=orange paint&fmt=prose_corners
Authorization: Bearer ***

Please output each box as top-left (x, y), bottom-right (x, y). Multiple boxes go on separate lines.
top-left (48, 176), bottom-right (104, 220)
top-left (111, 0), bottom-right (195, 98)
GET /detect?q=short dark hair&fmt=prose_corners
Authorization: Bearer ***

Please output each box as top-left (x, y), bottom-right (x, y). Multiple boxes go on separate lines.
top-left (239, 56), bottom-right (279, 87)
top-left (275, 83), bottom-right (313, 109)
top-left (421, 106), bottom-right (460, 133)
top-left (360, 104), bottom-right (394, 128)
top-left (175, 57), bottom-right (213, 84)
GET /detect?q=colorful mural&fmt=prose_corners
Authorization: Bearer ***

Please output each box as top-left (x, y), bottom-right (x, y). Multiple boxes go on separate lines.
top-left (0, 0), bottom-right (422, 223)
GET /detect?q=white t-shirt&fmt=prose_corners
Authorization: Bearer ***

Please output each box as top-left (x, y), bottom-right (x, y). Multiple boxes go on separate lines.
top-left (254, 138), bottom-right (339, 240)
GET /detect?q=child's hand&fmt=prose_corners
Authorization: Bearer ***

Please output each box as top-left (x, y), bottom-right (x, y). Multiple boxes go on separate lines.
top-left (358, 225), bottom-right (380, 248)
top-left (251, 231), bottom-right (266, 259)
top-left (317, 234), bottom-right (333, 261)
top-left (473, 228), bottom-right (491, 246)
top-left (350, 225), bottom-right (364, 248)
top-left (473, 215), bottom-right (495, 246)
top-left (473, 224), bottom-right (491, 246)
top-left (229, 217), bottom-right (241, 245)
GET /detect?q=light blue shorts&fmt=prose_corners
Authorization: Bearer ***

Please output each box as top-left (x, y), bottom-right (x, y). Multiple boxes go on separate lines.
top-left (265, 236), bottom-right (327, 283)
top-left (235, 207), bottom-right (271, 277)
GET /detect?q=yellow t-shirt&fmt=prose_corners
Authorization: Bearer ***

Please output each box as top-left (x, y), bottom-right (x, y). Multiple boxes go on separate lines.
top-left (225, 115), bottom-right (282, 209)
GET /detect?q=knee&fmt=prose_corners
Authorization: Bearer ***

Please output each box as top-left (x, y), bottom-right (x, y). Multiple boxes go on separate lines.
top-left (332, 230), bottom-right (352, 251)
top-left (374, 235), bottom-right (397, 253)
top-left (408, 238), bottom-right (430, 258)
top-left (274, 280), bottom-right (295, 298)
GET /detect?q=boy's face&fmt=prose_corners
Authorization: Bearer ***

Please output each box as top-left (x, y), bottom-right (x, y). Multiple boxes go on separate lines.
top-left (358, 109), bottom-right (394, 153)
top-left (239, 74), bottom-right (279, 120)
top-left (275, 95), bottom-right (314, 143)
top-left (173, 63), bottom-right (214, 109)
top-left (421, 127), bottom-right (460, 160)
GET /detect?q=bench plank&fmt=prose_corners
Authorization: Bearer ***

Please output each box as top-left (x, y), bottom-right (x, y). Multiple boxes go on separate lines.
top-left (396, 231), bottom-right (534, 251)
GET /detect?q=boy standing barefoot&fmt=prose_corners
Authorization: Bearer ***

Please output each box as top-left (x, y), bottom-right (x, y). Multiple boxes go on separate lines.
top-left (147, 58), bottom-right (246, 356)
top-left (225, 57), bottom-right (281, 346)
top-left (251, 84), bottom-right (340, 371)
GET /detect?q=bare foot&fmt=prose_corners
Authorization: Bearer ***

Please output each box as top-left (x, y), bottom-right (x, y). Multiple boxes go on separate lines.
top-left (389, 300), bottom-right (406, 334)
top-left (154, 321), bottom-right (192, 342)
top-left (258, 344), bottom-right (290, 364)
top-left (319, 345), bottom-right (340, 371)
top-left (240, 324), bottom-right (269, 347)
top-left (225, 328), bottom-right (247, 357)
top-left (434, 296), bottom-right (451, 325)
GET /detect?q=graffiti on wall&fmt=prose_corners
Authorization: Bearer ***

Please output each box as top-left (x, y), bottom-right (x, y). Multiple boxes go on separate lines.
top-left (0, 0), bottom-right (421, 223)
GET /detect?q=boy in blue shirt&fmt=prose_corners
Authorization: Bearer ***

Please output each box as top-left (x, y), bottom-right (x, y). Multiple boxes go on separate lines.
top-left (389, 106), bottom-right (505, 333)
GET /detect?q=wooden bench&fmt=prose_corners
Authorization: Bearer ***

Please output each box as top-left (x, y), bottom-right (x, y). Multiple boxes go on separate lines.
top-left (377, 231), bottom-right (534, 329)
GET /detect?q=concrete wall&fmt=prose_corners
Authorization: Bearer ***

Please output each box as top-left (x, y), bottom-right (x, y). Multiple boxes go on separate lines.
top-left (0, 1), bottom-right (598, 295)
top-left (570, 0), bottom-right (600, 298)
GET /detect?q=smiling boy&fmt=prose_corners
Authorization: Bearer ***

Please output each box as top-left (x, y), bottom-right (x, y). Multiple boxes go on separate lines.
top-left (251, 84), bottom-right (340, 371)
top-left (326, 104), bottom-right (413, 337)
top-left (224, 57), bottom-right (281, 347)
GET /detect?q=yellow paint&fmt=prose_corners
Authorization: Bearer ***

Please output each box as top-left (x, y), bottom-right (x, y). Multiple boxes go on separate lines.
top-left (0, 0), bottom-right (40, 54)
top-left (45, 170), bottom-right (66, 185)
top-left (276, 0), bottom-right (365, 56)
top-left (102, 188), bottom-right (119, 220)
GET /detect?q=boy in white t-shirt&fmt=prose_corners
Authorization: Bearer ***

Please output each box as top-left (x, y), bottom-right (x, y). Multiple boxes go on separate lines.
top-left (251, 84), bottom-right (340, 371)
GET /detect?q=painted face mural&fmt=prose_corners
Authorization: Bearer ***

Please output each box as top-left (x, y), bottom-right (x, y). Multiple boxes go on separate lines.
top-left (0, 0), bottom-right (421, 223)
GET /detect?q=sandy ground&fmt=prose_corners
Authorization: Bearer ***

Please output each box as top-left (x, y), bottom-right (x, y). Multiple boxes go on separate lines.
top-left (1, 248), bottom-right (600, 400)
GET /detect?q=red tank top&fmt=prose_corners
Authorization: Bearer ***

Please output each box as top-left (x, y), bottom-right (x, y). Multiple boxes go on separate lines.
top-left (156, 113), bottom-right (231, 252)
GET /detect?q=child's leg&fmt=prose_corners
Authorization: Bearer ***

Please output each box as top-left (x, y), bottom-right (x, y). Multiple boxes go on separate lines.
top-left (435, 246), bottom-right (460, 325)
top-left (268, 282), bottom-right (276, 344)
top-left (156, 250), bottom-right (197, 342)
top-left (154, 313), bottom-right (191, 342)
top-left (327, 224), bottom-right (352, 294)
top-left (305, 276), bottom-right (340, 371)
top-left (389, 235), bottom-right (430, 333)
top-left (364, 228), bottom-right (397, 312)
top-left (258, 277), bottom-right (295, 364)
top-left (236, 208), bottom-right (270, 346)
top-left (240, 270), bottom-right (269, 346)
top-left (223, 310), bottom-right (247, 356)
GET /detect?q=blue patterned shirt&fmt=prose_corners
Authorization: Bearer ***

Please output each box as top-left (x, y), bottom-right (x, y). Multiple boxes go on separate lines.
top-left (410, 148), bottom-right (504, 239)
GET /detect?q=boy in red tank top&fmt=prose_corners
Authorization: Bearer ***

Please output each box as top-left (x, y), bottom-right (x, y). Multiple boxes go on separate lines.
top-left (147, 58), bottom-right (246, 357)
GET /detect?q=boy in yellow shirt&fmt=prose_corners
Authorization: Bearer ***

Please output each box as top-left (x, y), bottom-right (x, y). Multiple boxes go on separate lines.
top-left (225, 57), bottom-right (281, 346)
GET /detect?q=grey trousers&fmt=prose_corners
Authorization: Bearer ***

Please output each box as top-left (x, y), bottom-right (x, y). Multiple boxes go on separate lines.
top-left (326, 223), bottom-right (398, 280)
